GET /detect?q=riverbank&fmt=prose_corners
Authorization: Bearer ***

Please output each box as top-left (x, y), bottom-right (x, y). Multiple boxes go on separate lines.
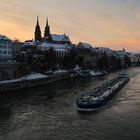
top-left (0, 69), bottom-right (106, 93)
top-left (0, 71), bottom-right (70, 93)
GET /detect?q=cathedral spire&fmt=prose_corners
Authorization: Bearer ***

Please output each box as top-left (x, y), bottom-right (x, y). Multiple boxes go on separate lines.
top-left (35, 16), bottom-right (42, 42)
top-left (46, 17), bottom-right (48, 27)
top-left (44, 17), bottom-right (51, 41)
top-left (37, 16), bottom-right (39, 26)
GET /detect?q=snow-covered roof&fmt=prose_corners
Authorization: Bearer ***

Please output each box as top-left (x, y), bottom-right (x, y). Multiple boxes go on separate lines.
top-left (51, 34), bottom-right (70, 42)
top-left (115, 50), bottom-right (126, 55)
top-left (24, 41), bottom-right (36, 47)
top-left (77, 42), bottom-right (93, 49)
top-left (95, 47), bottom-right (113, 54)
top-left (39, 43), bottom-right (67, 49)
top-left (38, 43), bottom-right (69, 52)
top-left (113, 50), bottom-right (132, 58)
top-left (0, 34), bottom-right (11, 41)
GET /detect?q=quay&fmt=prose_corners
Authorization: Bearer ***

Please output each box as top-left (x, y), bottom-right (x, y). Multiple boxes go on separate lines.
top-left (0, 71), bottom-right (70, 93)
top-left (0, 69), bottom-right (105, 93)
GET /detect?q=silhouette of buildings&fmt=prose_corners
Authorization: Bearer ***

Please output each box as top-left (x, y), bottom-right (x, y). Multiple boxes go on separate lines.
top-left (34, 16), bottom-right (71, 45)
top-left (33, 16), bottom-right (73, 60)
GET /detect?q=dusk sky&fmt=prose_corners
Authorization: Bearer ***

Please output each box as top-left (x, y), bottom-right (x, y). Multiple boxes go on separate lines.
top-left (0, 0), bottom-right (140, 52)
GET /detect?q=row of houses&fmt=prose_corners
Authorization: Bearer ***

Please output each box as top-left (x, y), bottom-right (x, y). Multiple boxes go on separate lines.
top-left (0, 33), bottom-right (140, 67)
top-left (0, 17), bottom-right (140, 65)
top-left (0, 17), bottom-right (140, 68)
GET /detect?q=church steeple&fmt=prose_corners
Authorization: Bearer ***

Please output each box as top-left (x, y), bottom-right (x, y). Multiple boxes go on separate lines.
top-left (37, 16), bottom-right (39, 26)
top-left (46, 17), bottom-right (48, 27)
top-left (44, 17), bottom-right (52, 42)
top-left (44, 17), bottom-right (51, 37)
top-left (35, 16), bottom-right (42, 42)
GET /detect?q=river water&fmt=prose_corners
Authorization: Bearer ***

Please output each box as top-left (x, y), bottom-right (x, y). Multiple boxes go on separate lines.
top-left (0, 67), bottom-right (140, 140)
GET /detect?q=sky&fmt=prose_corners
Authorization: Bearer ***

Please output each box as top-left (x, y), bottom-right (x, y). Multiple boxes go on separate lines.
top-left (0, 0), bottom-right (140, 52)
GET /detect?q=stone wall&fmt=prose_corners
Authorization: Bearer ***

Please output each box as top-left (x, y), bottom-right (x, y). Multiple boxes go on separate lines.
top-left (0, 72), bottom-right (70, 93)
top-left (0, 62), bottom-right (20, 81)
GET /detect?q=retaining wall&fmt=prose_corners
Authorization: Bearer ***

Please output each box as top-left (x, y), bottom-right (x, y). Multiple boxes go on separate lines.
top-left (0, 72), bottom-right (70, 93)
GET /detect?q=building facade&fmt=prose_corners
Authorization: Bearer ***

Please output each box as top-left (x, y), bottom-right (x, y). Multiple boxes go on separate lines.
top-left (0, 34), bottom-right (12, 61)
top-left (34, 17), bottom-right (73, 58)
top-left (76, 42), bottom-right (98, 68)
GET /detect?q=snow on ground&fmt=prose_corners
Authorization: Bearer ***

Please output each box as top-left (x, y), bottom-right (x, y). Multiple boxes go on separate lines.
top-left (89, 71), bottom-right (98, 76)
top-left (87, 70), bottom-right (103, 76)
top-left (0, 73), bottom-right (48, 84)
top-left (23, 73), bottom-right (48, 80)
top-left (53, 70), bottom-right (68, 74)
top-left (94, 71), bottom-right (103, 76)
top-left (0, 79), bottom-right (21, 84)
top-left (73, 65), bottom-right (81, 70)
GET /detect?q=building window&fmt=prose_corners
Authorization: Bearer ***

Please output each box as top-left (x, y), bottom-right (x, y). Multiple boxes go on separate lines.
top-left (8, 51), bottom-right (12, 54)
top-left (3, 51), bottom-right (7, 54)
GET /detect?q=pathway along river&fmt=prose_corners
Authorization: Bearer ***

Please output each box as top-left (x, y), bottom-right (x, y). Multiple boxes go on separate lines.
top-left (0, 67), bottom-right (140, 140)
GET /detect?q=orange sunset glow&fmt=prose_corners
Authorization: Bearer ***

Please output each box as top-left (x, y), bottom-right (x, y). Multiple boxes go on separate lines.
top-left (0, 0), bottom-right (140, 52)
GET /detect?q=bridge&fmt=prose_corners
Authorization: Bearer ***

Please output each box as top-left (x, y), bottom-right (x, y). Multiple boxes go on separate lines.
top-left (0, 62), bottom-right (20, 81)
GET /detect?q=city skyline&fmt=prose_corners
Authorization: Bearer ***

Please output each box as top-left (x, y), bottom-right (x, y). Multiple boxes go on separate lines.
top-left (0, 0), bottom-right (140, 52)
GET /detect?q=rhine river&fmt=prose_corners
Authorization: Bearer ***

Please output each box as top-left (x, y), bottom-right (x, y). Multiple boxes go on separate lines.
top-left (0, 67), bottom-right (140, 140)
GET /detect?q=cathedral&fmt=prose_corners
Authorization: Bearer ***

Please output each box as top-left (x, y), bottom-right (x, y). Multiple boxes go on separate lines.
top-left (34, 17), bottom-right (71, 45)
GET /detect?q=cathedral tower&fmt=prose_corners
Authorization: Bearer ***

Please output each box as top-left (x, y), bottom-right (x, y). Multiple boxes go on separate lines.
top-left (44, 18), bottom-right (50, 37)
top-left (35, 16), bottom-right (42, 42)
top-left (44, 18), bottom-right (52, 42)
